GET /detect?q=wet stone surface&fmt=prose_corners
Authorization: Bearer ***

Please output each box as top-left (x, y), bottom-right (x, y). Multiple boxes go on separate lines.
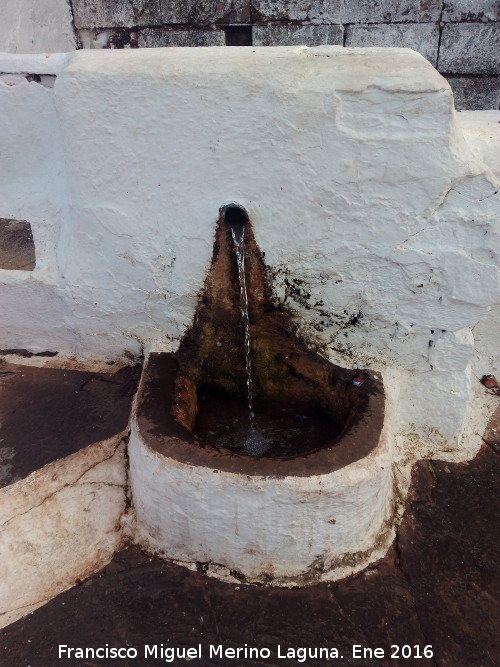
top-left (194, 385), bottom-right (341, 458)
top-left (1, 445), bottom-right (497, 666)
top-left (0, 361), bottom-right (141, 487)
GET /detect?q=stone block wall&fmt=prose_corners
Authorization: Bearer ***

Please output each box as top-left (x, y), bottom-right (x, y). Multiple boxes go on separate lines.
top-left (0, 1), bottom-right (499, 106)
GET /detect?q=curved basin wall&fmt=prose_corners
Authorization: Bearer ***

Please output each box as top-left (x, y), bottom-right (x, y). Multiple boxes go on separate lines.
top-left (129, 422), bottom-right (393, 584)
top-left (129, 354), bottom-right (393, 585)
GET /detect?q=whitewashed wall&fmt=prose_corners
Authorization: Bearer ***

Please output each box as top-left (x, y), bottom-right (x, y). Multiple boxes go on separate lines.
top-left (0, 0), bottom-right (75, 54)
top-left (1, 47), bottom-right (499, 461)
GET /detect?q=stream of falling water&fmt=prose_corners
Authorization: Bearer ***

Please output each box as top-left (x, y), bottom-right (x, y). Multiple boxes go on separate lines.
top-left (192, 221), bottom-right (340, 457)
top-left (230, 225), bottom-right (254, 423)
top-left (230, 224), bottom-right (277, 456)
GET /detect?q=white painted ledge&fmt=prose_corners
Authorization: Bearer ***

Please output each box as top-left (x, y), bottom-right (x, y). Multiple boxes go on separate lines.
top-left (0, 434), bottom-right (127, 629)
top-left (0, 51), bottom-right (72, 75)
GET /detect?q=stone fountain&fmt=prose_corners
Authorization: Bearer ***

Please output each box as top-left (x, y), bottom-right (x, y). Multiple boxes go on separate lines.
top-left (0, 46), bottom-right (498, 625)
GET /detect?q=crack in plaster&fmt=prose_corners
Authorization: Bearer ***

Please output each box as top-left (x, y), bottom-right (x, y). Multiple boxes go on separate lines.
top-left (0, 436), bottom-right (126, 530)
top-left (0, 594), bottom-right (54, 617)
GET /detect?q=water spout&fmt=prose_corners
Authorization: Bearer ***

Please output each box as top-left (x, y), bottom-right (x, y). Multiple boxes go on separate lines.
top-left (220, 202), bottom-right (249, 230)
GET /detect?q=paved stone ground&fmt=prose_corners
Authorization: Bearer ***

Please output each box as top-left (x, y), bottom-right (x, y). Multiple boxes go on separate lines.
top-left (0, 360), bottom-right (141, 487)
top-left (0, 437), bottom-right (498, 666)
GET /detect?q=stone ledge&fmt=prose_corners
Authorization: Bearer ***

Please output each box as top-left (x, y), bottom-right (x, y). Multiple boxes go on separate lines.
top-left (0, 360), bottom-right (140, 487)
top-left (0, 435), bottom-right (127, 629)
top-left (59, 46), bottom-right (448, 94)
top-left (0, 52), bottom-right (71, 75)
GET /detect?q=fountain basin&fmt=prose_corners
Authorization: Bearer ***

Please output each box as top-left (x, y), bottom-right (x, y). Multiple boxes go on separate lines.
top-left (129, 353), bottom-right (392, 585)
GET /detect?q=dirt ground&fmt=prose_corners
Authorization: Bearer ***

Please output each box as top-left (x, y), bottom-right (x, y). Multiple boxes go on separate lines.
top-left (0, 363), bottom-right (498, 667)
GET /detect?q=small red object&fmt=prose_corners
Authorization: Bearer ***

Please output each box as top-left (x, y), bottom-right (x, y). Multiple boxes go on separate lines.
top-left (481, 375), bottom-right (498, 389)
top-left (352, 378), bottom-right (364, 387)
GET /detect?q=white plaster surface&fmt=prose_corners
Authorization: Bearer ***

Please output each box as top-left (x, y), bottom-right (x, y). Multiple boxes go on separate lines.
top-left (0, 51), bottom-right (72, 74)
top-left (0, 48), bottom-right (499, 582)
top-left (456, 110), bottom-right (500, 179)
top-left (0, 0), bottom-right (75, 54)
top-left (0, 72), bottom-right (78, 357)
top-left (129, 412), bottom-right (395, 584)
top-left (0, 434), bottom-right (127, 629)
